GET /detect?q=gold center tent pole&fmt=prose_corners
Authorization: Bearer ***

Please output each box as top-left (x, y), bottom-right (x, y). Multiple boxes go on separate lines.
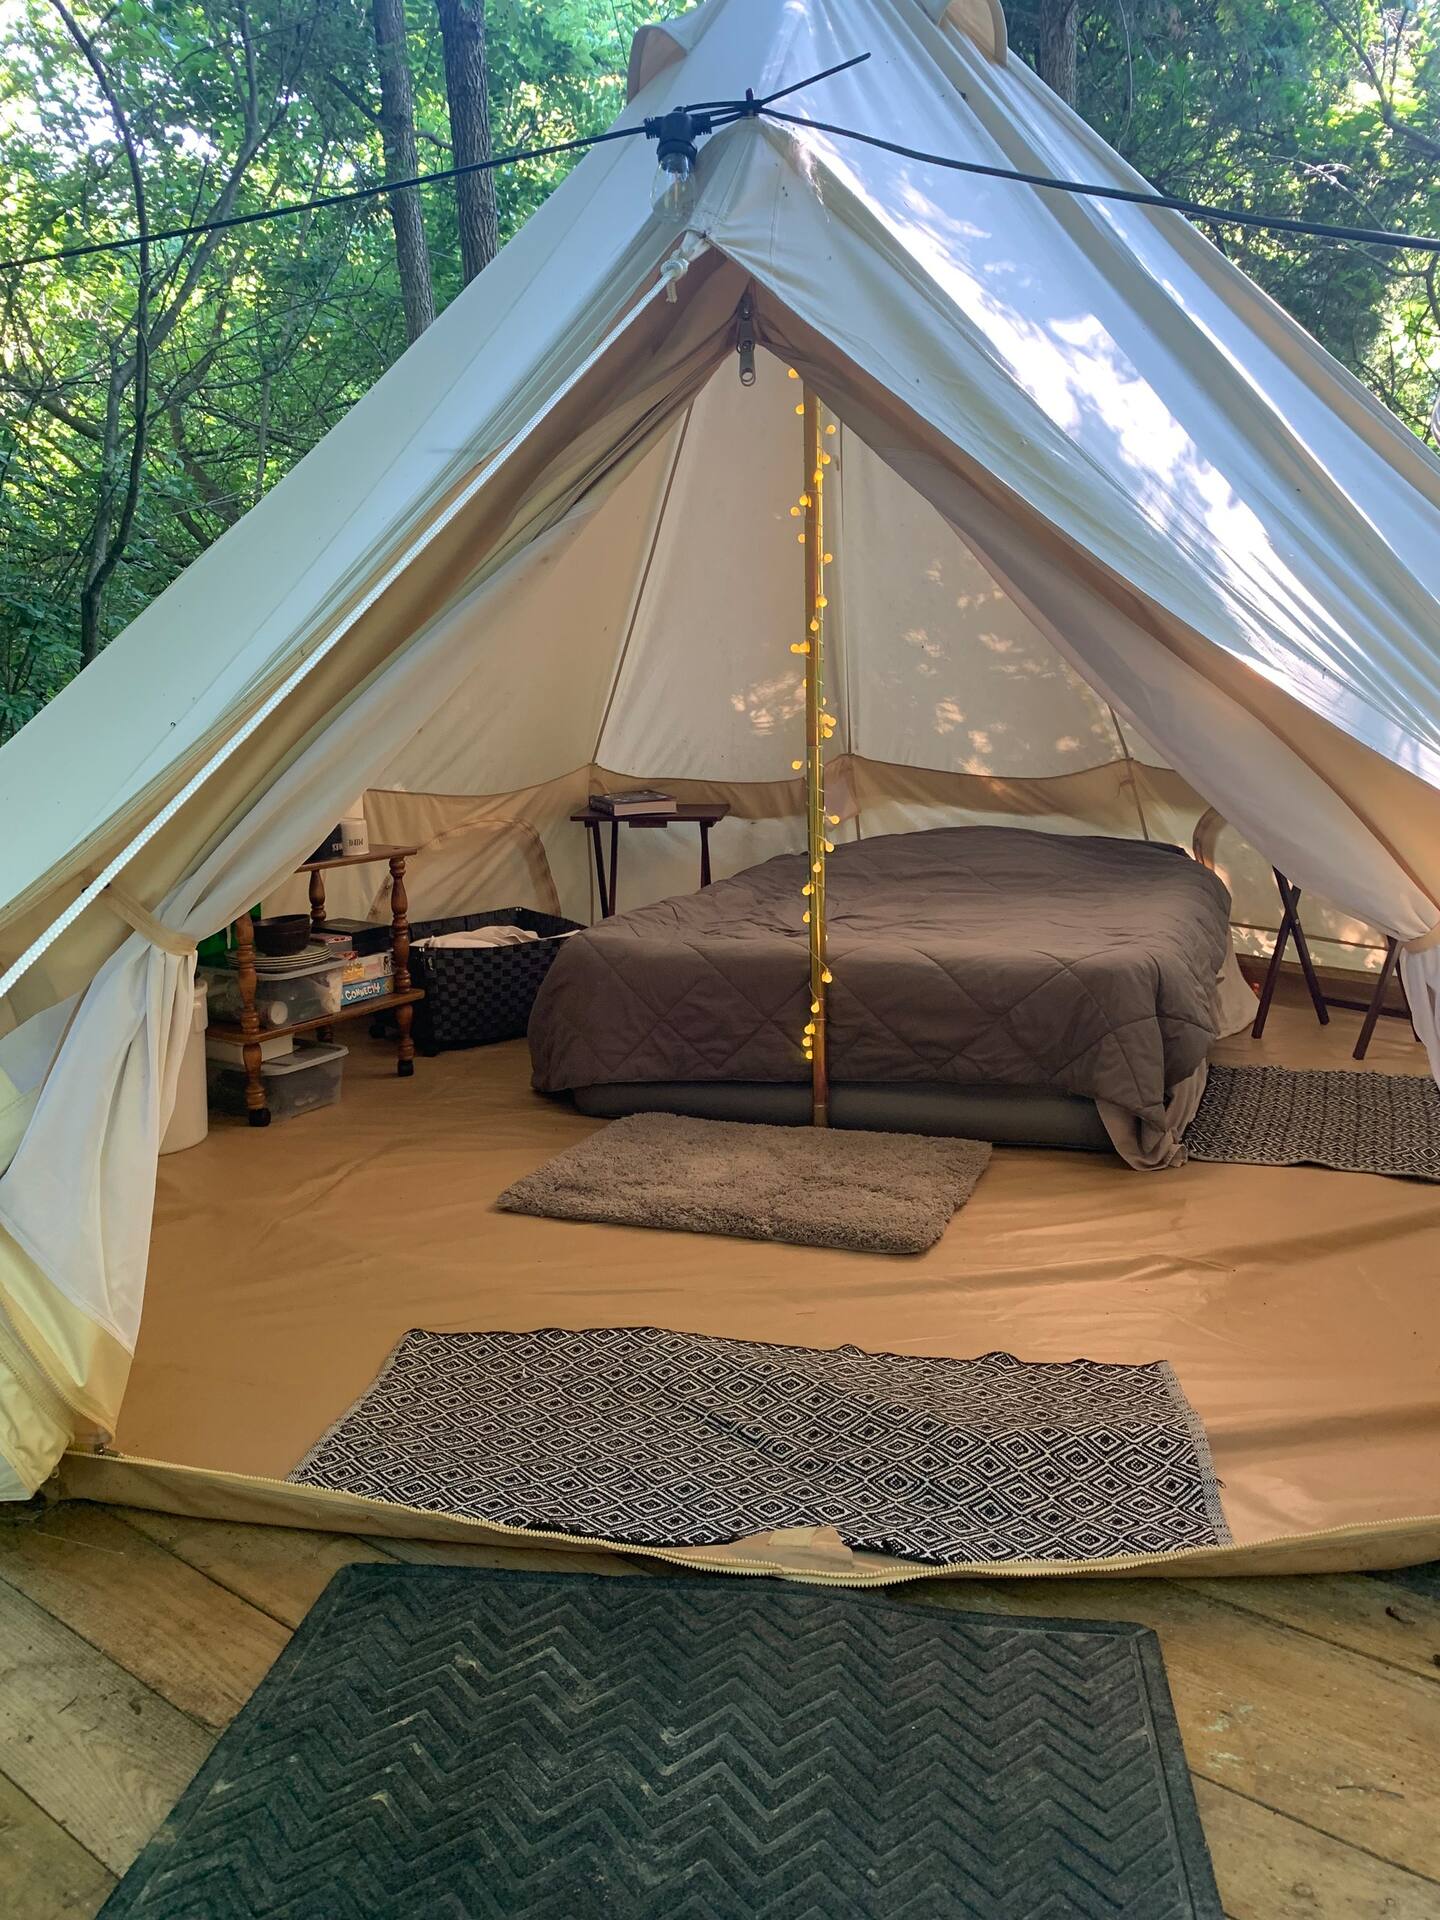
top-left (793, 382), bottom-right (835, 1126)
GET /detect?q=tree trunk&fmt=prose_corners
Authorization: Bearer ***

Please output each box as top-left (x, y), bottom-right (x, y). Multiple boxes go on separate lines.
top-left (1036, 0), bottom-right (1079, 106)
top-left (435, 0), bottom-right (498, 285)
top-left (53, 0), bottom-right (152, 669)
top-left (78, 369), bottom-right (121, 668)
top-left (372, 0), bottom-right (435, 342)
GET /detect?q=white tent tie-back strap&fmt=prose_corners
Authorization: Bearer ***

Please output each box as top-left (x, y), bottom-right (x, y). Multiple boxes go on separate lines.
top-left (1401, 920), bottom-right (1440, 956)
top-left (101, 886), bottom-right (197, 958)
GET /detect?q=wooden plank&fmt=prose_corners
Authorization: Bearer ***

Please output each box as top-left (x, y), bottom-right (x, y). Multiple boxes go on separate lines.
top-left (118, 1504), bottom-right (661, 1599)
top-left (910, 1576), bottom-right (1440, 1877)
top-left (116, 1507), bottom-right (392, 1629)
top-left (0, 1583), bottom-right (211, 1875)
top-left (1189, 1573), bottom-right (1440, 1682)
top-left (1373, 1563), bottom-right (1440, 1602)
top-left (0, 1773), bottom-right (115, 1920)
top-left (1195, 1779), bottom-right (1440, 1920)
top-left (0, 1503), bottom-right (288, 1727)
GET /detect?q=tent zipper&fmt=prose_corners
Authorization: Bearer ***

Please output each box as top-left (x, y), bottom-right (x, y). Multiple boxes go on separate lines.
top-left (68, 1446), bottom-right (1440, 1587)
top-left (0, 1302), bottom-right (85, 1431)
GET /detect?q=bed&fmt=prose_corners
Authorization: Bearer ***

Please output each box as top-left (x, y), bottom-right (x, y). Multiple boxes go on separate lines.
top-left (528, 826), bottom-right (1237, 1168)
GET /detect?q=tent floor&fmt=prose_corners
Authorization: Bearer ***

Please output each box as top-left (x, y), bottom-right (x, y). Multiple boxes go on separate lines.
top-left (97, 977), bottom-right (1440, 1576)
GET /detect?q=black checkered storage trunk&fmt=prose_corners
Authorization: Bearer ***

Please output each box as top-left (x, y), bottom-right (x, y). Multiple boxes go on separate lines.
top-left (406, 910), bottom-right (583, 1054)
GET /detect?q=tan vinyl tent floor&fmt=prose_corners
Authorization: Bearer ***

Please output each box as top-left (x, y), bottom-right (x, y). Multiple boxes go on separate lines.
top-left (101, 980), bottom-right (1440, 1575)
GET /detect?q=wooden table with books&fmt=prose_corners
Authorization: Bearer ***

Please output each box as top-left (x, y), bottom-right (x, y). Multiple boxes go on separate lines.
top-left (570, 798), bottom-right (730, 918)
top-left (206, 844), bottom-right (424, 1126)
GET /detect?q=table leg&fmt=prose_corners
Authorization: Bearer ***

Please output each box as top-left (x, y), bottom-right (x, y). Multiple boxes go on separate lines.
top-left (390, 853), bottom-right (415, 1077)
top-left (308, 867), bottom-right (326, 934)
top-left (1289, 901), bottom-right (1329, 1025)
top-left (586, 822), bottom-right (610, 920)
top-left (1253, 871), bottom-right (1327, 1039)
top-left (1353, 937), bottom-right (1401, 1061)
top-left (699, 820), bottom-right (713, 888)
top-left (608, 817), bottom-right (620, 918)
top-left (234, 912), bottom-right (269, 1127)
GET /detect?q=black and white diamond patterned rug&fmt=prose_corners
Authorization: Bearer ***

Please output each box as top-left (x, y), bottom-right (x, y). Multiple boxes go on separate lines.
top-left (1185, 1063), bottom-right (1440, 1179)
top-left (290, 1327), bottom-right (1229, 1565)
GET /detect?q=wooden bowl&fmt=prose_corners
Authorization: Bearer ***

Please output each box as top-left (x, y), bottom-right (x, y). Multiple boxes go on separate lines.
top-left (254, 914), bottom-right (311, 957)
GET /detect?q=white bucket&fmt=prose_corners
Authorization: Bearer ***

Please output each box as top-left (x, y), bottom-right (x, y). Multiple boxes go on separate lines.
top-left (159, 979), bottom-right (209, 1156)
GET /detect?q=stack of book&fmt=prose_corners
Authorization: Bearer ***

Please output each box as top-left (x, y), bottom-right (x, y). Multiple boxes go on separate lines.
top-left (310, 921), bottom-right (395, 1007)
top-left (589, 789), bottom-right (678, 818)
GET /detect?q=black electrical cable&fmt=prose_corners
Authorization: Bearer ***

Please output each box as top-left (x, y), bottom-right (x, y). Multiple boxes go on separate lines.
top-left (677, 50), bottom-right (871, 112)
top-left (0, 122), bottom-right (653, 273)
top-left (0, 55), bottom-right (865, 276)
top-left (7, 47), bottom-right (1437, 274)
top-left (760, 106), bottom-right (1440, 256)
top-left (756, 50), bottom-right (872, 108)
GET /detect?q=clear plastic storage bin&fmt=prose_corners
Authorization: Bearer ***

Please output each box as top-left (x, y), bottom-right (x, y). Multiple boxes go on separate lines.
top-left (206, 1041), bottom-right (348, 1121)
top-left (200, 957), bottom-right (342, 1030)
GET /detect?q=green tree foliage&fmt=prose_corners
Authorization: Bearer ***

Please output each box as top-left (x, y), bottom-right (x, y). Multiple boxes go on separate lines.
top-left (1, 0), bottom-right (1436, 739)
top-left (0, 0), bottom-right (679, 734)
top-left (1008, 0), bottom-right (1439, 431)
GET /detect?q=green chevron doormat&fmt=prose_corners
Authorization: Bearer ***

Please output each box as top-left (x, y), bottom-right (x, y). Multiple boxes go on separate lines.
top-left (102, 1566), bottom-right (1222, 1920)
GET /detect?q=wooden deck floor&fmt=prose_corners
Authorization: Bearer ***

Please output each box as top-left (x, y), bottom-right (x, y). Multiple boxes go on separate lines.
top-left (2, 1499), bottom-right (1438, 1918)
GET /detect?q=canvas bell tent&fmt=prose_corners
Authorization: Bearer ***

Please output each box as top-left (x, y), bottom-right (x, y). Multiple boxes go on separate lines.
top-left (0, 0), bottom-right (1438, 1575)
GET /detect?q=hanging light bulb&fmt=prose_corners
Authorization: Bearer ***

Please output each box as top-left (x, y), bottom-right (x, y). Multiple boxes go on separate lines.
top-left (651, 153), bottom-right (698, 223)
top-left (645, 109), bottom-right (707, 225)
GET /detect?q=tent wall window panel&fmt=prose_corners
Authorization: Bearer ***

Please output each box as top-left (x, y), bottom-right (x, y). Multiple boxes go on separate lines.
top-left (0, 0), bottom-right (1436, 1573)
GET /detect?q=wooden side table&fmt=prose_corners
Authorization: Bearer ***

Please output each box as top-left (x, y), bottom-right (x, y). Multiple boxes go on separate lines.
top-left (570, 803), bottom-right (730, 918)
top-left (207, 844), bottom-right (424, 1126)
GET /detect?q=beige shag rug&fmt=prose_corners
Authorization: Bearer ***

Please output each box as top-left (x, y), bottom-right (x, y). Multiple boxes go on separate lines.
top-left (496, 1112), bottom-right (991, 1254)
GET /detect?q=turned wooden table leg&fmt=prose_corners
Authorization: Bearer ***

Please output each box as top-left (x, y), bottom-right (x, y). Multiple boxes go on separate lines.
top-left (235, 912), bottom-right (270, 1127)
top-left (390, 852), bottom-right (415, 1077)
top-left (308, 867), bottom-right (327, 934)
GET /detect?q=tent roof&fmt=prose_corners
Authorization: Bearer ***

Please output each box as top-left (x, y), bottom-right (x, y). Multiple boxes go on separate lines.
top-left (3, 0), bottom-right (1440, 991)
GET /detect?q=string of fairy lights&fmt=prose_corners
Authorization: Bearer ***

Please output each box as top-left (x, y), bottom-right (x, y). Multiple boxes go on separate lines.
top-left (785, 368), bottom-right (842, 1121)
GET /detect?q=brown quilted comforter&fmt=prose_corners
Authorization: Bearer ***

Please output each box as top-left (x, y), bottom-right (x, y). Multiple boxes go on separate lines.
top-left (529, 826), bottom-right (1231, 1139)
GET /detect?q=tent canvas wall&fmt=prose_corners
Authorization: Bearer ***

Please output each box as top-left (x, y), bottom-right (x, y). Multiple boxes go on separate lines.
top-left (1, 0), bottom-right (1438, 1571)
